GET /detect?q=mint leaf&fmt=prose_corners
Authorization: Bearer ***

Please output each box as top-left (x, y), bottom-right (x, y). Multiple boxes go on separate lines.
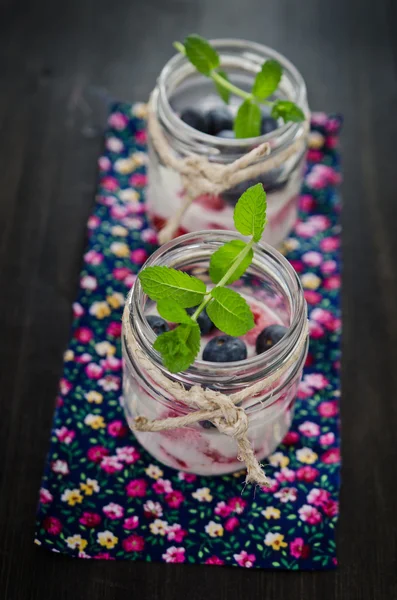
top-left (207, 288), bottom-right (254, 336)
top-left (154, 323), bottom-right (200, 373)
top-left (138, 266), bottom-right (207, 307)
top-left (252, 59), bottom-right (282, 101)
top-left (209, 240), bottom-right (253, 285)
top-left (233, 183), bottom-right (267, 242)
top-left (184, 34), bottom-right (220, 76)
top-left (271, 100), bottom-right (305, 123)
top-left (214, 70), bottom-right (230, 104)
top-left (234, 99), bottom-right (261, 138)
top-left (157, 300), bottom-right (192, 324)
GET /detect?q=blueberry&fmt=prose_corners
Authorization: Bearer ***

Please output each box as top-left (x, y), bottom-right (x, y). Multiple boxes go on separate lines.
top-left (186, 307), bottom-right (214, 335)
top-left (180, 108), bottom-right (209, 133)
top-left (199, 420), bottom-right (216, 429)
top-left (208, 106), bottom-right (233, 136)
top-left (261, 116), bottom-right (278, 135)
top-left (203, 335), bottom-right (247, 362)
top-left (256, 324), bottom-right (288, 354)
top-left (222, 178), bottom-right (261, 206)
top-left (147, 315), bottom-right (170, 336)
top-left (216, 129), bottom-right (235, 139)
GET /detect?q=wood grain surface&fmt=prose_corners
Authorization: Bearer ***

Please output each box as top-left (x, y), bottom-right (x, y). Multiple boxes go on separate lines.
top-left (1, 0), bottom-right (396, 598)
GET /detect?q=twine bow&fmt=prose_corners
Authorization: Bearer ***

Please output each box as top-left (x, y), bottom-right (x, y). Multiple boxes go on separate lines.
top-left (122, 299), bottom-right (309, 487)
top-left (147, 95), bottom-right (309, 244)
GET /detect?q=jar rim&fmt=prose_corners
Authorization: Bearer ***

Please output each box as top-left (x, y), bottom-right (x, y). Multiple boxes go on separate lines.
top-left (125, 230), bottom-right (307, 393)
top-left (155, 38), bottom-right (308, 151)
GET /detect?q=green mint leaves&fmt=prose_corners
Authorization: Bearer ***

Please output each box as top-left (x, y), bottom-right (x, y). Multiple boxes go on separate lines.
top-left (174, 34), bottom-right (305, 138)
top-left (138, 183), bottom-right (268, 373)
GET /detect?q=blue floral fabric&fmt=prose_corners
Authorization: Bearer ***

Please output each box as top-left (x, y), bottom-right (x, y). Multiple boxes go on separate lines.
top-left (35, 103), bottom-right (342, 570)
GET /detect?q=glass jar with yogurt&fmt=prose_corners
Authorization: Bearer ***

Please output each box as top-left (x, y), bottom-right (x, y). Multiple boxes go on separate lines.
top-left (122, 231), bottom-right (308, 476)
top-left (147, 39), bottom-right (309, 248)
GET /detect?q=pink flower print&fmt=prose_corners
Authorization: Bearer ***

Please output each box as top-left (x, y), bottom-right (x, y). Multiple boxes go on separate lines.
top-left (59, 378), bottom-right (72, 395)
top-left (321, 260), bottom-right (337, 275)
top-left (305, 353), bottom-right (314, 368)
top-left (102, 355), bottom-right (122, 371)
top-left (227, 497), bottom-right (247, 514)
top-left (167, 524), bottom-right (187, 543)
top-left (126, 479), bottom-right (148, 498)
top-left (135, 129), bottom-right (147, 145)
top-left (124, 273), bottom-right (137, 288)
top-left (274, 487), bottom-right (298, 503)
top-left (130, 248), bottom-right (148, 265)
top-left (106, 322), bottom-right (122, 337)
top-left (123, 217), bottom-right (143, 230)
top-left (111, 205), bottom-right (129, 220)
top-left (296, 466), bottom-right (319, 483)
top-left (153, 478), bottom-right (173, 495)
top-left (116, 446), bottom-right (140, 465)
top-left (87, 215), bottom-right (100, 230)
top-left (73, 302), bottom-right (84, 317)
top-left (39, 488), bottom-right (53, 504)
top-left (103, 503), bottom-right (124, 520)
top-left (162, 546), bottom-right (186, 564)
top-left (81, 275), bottom-right (98, 290)
top-left (87, 445), bottom-right (109, 463)
top-left (321, 448), bottom-right (340, 464)
top-left (99, 375), bottom-right (121, 391)
top-left (94, 552), bottom-right (115, 560)
top-left (324, 275), bottom-right (341, 290)
top-left (261, 478), bottom-right (279, 493)
top-left (214, 501), bottom-right (232, 518)
top-left (297, 379), bottom-right (314, 400)
top-left (143, 500), bottom-right (163, 519)
top-left (101, 176), bottom-right (119, 192)
top-left (165, 490), bottom-right (185, 509)
top-left (106, 137), bottom-right (124, 153)
top-left (75, 353), bottom-right (92, 364)
top-left (307, 488), bottom-right (330, 506)
top-left (74, 327), bottom-right (94, 343)
top-left (325, 135), bottom-right (338, 149)
top-left (141, 228), bottom-right (158, 244)
top-left (100, 456), bottom-right (123, 474)
top-left (84, 250), bottom-right (103, 265)
top-left (85, 363), bottom-right (104, 379)
top-left (323, 499), bottom-right (339, 517)
top-left (107, 420), bottom-right (127, 438)
top-left (320, 236), bottom-right (340, 252)
top-left (302, 251), bottom-right (322, 267)
top-left (123, 516), bottom-right (139, 530)
top-left (290, 537), bottom-right (310, 559)
top-left (320, 432), bottom-right (335, 446)
top-left (55, 426), bottom-right (75, 445)
top-left (308, 214), bottom-right (330, 231)
top-left (108, 112), bottom-right (129, 130)
top-left (311, 112), bottom-right (328, 126)
top-left (295, 220), bottom-right (318, 238)
top-left (298, 421), bottom-right (320, 437)
top-left (127, 202), bottom-right (146, 214)
top-left (122, 534), bottom-right (145, 552)
top-left (51, 459), bottom-right (69, 475)
top-left (113, 267), bottom-right (133, 281)
top-left (98, 156), bottom-right (111, 171)
top-left (225, 517), bottom-right (240, 531)
top-left (79, 512), bottom-right (101, 527)
top-left (307, 149), bottom-right (323, 162)
top-left (98, 194), bottom-right (117, 206)
top-left (308, 320), bottom-right (325, 339)
top-left (282, 431), bottom-right (299, 446)
top-left (299, 194), bottom-right (316, 212)
top-left (178, 471), bottom-right (197, 482)
top-left (233, 550), bottom-right (256, 568)
top-left (275, 468), bottom-right (296, 483)
top-left (289, 259), bottom-right (303, 273)
top-left (318, 401), bottom-right (338, 418)
top-left (129, 173), bottom-right (147, 187)
top-left (43, 516), bottom-right (62, 535)
top-left (310, 308), bottom-right (333, 326)
top-left (205, 556), bottom-right (225, 565)
top-left (299, 504), bottom-right (322, 524)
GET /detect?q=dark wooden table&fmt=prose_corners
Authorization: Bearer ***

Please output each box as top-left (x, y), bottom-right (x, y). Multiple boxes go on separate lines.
top-left (1, 0), bottom-right (397, 598)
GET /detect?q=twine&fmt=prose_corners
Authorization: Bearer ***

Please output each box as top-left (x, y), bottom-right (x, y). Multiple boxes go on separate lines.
top-left (122, 297), bottom-right (309, 487)
top-left (147, 96), bottom-right (310, 244)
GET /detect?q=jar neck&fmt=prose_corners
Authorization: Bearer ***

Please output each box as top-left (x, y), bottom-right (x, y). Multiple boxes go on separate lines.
top-left (153, 38), bottom-right (309, 159)
top-left (124, 231), bottom-right (307, 394)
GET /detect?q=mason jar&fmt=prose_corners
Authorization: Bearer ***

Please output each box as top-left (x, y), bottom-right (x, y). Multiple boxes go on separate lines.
top-left (147, 39), bottom-right (310, 248)
top-left (122, 231), bottom-right (308, 476)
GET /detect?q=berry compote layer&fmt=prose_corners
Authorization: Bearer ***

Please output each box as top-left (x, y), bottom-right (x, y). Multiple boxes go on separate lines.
top-left (123, 292), bottom-right (302, 477)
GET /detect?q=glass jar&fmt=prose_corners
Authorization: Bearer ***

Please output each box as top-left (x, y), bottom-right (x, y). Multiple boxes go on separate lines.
top-left (122, 231), bottom-right (308, 476)
top-left (147, 39), bottom-right (309, 248)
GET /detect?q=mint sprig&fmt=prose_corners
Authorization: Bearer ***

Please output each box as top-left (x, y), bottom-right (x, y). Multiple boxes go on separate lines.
top-left (174, 34), bottom-right (305, 138)
top-left (138, 183), bottom-right (268, 373)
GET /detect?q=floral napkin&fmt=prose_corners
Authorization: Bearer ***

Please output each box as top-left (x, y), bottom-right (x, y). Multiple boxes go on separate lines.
top-left (35, 103), bottom-right (342, 570)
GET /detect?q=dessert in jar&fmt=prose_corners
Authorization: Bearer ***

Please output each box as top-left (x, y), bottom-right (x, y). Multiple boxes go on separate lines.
top-left (122, 231), bottom-right (308, 477)
top-left (146, 39), bottom-right (310, 247)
